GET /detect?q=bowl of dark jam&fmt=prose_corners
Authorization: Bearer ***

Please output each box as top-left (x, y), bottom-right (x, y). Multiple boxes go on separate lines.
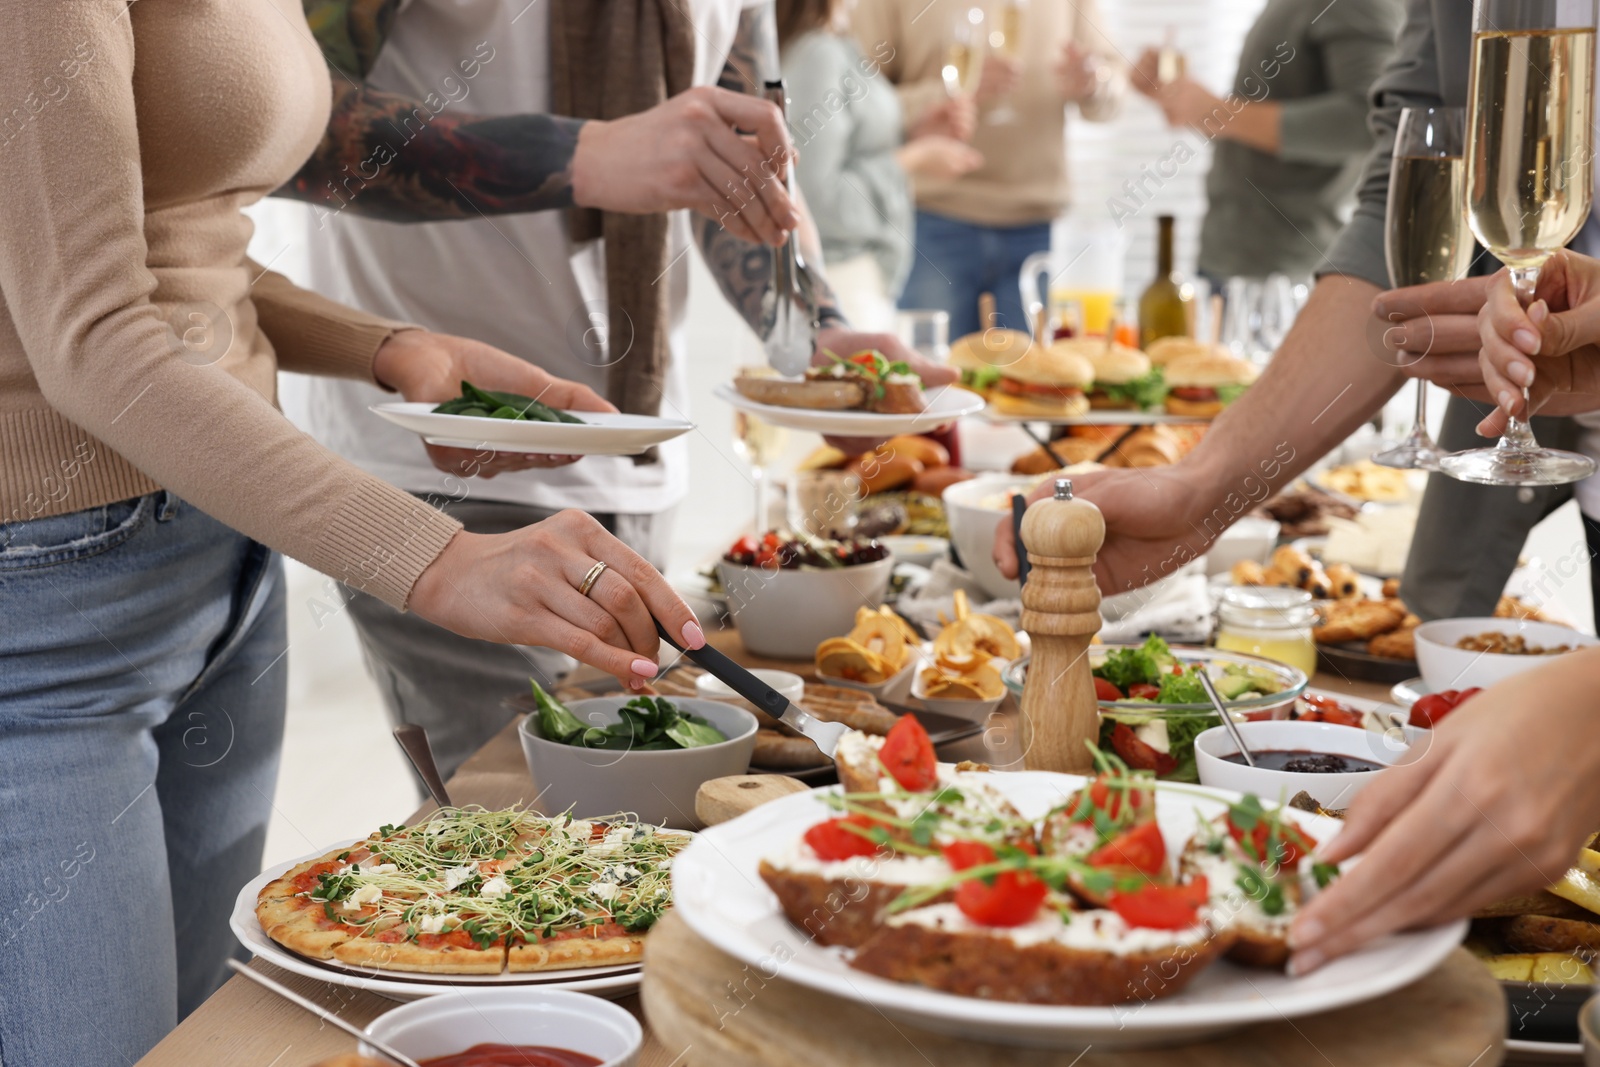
top-left (1194, 719), bottom-right (1426, 810)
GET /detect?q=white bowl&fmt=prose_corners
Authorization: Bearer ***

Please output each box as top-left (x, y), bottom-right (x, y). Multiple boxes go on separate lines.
top-left (942, 474), bottom-right (1036, 600)
top-left (695, 668), bottom-right (805, 711)
top-left (716, 555), bottom-right (894, 659)
top-left (817, 652), bottom-right (919, 702)
top-left (1205, 516), bottom-right (1281, 577)
top-left (519, 697), bottom-right (757, 828)
top-left (911, 664), bottom-right (1006, 723)
top-left (878, 534), bottom-right (950, 569)
top-left (361, 988), bottom-right (641, 1066)
top-left (1412, 617), bottom-right (1596, 692)
top-left (1194, 720), bottom-right (1424, 810)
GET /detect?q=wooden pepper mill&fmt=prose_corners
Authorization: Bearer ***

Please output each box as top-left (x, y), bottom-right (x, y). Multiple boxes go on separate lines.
top-left (1019, 478), bottom-right (1106, 774)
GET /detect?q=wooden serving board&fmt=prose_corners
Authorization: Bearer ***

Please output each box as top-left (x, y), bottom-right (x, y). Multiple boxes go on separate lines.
top-left (653, 776), bottom-right (1507, 1066)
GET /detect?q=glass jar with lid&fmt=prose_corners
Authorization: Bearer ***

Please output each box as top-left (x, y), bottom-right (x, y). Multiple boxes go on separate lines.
top-left (1214, 586), bottom-right (1318, 676)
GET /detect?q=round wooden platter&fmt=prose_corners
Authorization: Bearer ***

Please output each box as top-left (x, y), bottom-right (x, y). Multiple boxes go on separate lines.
top-left (653, 776), bottom-right (1508, 1066)
top-left (641, 917), bottom-right (1503, 1066)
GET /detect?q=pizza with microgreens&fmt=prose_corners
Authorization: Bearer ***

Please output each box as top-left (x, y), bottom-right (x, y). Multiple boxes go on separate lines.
top-left (760, 726), bottom-right (1343, 1005)
top-left (255, 807), bottom-right (687, 975)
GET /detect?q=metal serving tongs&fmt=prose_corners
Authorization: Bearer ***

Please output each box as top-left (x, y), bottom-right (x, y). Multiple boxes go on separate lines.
top-left (759, 79), bottom-right (818, 376)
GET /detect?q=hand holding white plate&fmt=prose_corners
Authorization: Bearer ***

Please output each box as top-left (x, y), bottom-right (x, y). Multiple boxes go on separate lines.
top-left (371, 403), bottom-right (694, 457)
top-left (714, 381), bottom-right (983, 436)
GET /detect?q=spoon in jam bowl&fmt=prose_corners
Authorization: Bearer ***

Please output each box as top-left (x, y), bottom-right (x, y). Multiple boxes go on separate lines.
top-left (226, 960), bottom-right (422, 1067)
top-left (1199, 670), bottom-right (1256, 768)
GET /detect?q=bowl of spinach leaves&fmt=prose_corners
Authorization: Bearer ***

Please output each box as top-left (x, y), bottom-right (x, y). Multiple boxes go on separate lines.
top-left (518, 682), bottom-right (758, 828)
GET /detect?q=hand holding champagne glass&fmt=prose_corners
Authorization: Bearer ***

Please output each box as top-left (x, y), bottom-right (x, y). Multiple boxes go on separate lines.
top-left (1373, 107), bottom-right (1474, 471)
top-left (942, 7), bottom-right (987, 100)
top-left (1441, 0), bottom-right (1598, 486)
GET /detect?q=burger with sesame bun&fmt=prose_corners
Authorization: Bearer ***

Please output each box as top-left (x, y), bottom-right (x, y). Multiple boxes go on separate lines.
top-left (1051, 337), bottom-right (1166, 411)
top-left (984, 340), bottom-right (1095, 419)
top-left (949, 328), bottom-right (1035, 399)
top-left (1145, 336), bottom-right (1226, 367)
top-left (1163, 351), bottom-right (1260, 418)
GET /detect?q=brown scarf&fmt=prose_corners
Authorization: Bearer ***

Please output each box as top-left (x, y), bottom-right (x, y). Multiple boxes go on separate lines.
top-left (550, 0), bottom-right (695, 463)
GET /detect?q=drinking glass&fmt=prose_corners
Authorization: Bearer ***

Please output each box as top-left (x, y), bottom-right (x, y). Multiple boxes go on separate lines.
top-left (942, 7), bottom-right (987, 100)
top-left (986, 0), bottom-right (1025, 124)
top-left (895, 309), bottom-right (951, 362)
top-left (731, 365), bottom-right (790, 532)
top-left (1373, 107), bottom-right (1473, 470)
top-left (1440, 1), bottom-right (1598, 485)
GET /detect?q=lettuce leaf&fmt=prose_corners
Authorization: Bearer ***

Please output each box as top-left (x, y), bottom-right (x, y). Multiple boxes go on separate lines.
top-left (1096, 368), bottom-right (1167, 410)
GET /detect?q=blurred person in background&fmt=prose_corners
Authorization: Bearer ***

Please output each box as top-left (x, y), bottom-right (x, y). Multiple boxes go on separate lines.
top-left (777, 0), bottom-right (982, 330)
top-left (1133, 0), bottom-right (1404, 292)
top-left (280, 0), bottom-right (955, 780)
top-left (853, 0), bottom-right (1125, 337)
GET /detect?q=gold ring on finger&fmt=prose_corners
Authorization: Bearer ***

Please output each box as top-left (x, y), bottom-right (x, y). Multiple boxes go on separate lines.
top-left (578, 560), bottom-right (609, 598)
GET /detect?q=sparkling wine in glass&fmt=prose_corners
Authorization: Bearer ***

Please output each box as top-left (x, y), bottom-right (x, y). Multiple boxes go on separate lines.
top-left (731, 366), bottom-right (790, 532)
top-left (942, 7), bottom-right (986, 99)
top-left (1373, 107), bottom-right (1473, 471)
top-left (986, 0), bottom-right (1025, 124)
top-left (1441, 2), bottom-right (1597, 486)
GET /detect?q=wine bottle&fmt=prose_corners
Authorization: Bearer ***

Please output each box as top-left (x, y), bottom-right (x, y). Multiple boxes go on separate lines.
top-left (1138, 215), bottom-right (1192, 346)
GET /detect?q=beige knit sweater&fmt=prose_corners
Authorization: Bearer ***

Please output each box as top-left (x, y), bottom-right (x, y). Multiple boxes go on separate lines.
top-left (0, 0), bottom-right (461, 609)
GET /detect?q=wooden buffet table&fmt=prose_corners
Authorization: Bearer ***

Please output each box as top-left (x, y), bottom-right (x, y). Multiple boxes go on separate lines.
top-left (133, 631), bottom-right (1450, 1067)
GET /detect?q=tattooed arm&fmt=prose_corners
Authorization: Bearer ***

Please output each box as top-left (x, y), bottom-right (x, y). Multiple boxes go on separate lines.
top-left (696, 4), bottom-right (846, 335)
top-left (281, 0), bottom-right (583, 221)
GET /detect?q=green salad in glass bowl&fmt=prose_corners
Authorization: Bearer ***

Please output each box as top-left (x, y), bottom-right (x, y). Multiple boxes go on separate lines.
top-left (1000, 635), bottom-right (1307, 782)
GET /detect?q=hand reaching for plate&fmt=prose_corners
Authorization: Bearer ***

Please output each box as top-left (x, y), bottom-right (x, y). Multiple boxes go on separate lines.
top-left (811, 327), bottom-right (959, 455)
top-left (373, 330), bottom-right (616, 478)
top-left (1288, 646), bottom-right (1600, 974)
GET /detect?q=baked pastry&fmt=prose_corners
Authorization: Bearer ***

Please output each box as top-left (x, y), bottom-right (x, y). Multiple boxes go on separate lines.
top-left (1313, 598), bottom-right (1406, 644)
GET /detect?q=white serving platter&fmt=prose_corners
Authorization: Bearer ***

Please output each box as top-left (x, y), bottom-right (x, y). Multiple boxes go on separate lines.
top-left (712, 381), bottom-right (984, 436)
top-left (672, 771), bottom-right (1465, 1049)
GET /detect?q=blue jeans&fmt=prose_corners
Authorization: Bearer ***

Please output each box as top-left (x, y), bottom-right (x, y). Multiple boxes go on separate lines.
top-left (898, 210), bottom-right (1053, 339)
top-left (0, 492), bottom-right (287, 1067)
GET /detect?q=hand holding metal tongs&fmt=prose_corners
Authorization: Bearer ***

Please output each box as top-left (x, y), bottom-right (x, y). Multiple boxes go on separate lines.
top-left (759, 79), bottom-right (817, 376)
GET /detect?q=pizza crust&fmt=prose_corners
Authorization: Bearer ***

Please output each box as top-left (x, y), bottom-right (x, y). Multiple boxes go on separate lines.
top-left (508, 932), bottom-right (646, 972)
top-left (332, 936), bottom-right (507, 975)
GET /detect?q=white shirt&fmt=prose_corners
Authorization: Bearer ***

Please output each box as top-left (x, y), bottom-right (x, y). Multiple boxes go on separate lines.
top-left (281, 0), bottom-right (757, 514)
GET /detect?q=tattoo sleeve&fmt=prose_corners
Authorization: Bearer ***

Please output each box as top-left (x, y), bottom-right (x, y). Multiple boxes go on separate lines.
top-left (279, 0), bottom-right (584, 222)
top-left (695, 4), bottom-right (848, 336)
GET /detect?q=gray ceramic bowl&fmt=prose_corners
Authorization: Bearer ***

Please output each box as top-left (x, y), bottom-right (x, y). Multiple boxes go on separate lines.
top-left (518, 696), bottom-right (757, 829)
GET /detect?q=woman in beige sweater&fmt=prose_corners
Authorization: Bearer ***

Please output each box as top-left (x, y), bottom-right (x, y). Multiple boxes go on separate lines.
top-left (0, 4), bottom-right (702, 1062)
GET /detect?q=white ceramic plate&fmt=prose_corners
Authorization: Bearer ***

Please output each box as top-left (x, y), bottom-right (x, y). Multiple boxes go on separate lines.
top-left (370, 403), bottom-right (694, 456)
top-left (672, 772), bottom-right (1466, 1049)
top-left (712, 381), bottom-right (984, 436)
top-left (231, 846), bottom-right (642, 1002)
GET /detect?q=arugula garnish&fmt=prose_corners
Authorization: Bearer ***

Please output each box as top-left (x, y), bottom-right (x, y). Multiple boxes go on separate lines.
top-left (529, 681), bottom-right (726, 751)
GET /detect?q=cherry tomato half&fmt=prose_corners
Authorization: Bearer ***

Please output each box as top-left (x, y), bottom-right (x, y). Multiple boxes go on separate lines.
top-left (1088, 820), bottom-right (1167, 876)
top-left (879, 714), bottom-right (939, 792)
top-left (1094, 677), bottom-right (1126, 702)
top-left (1063, 773), bottom-right (1147, 825)
top-left (1107, 877), bottom-right (1209, 930)
top-left (940, 840), bottom-right (996, 871)
top-left (1128, 683), bottom-right (1162, 701)
top-left (954, 869), bottom-right (1048, 927)
top-left (1108, 723), bottom-right (1179, 777)
top-left (803, 814), bottom-right (882, 860)
top-left (1409, 687), bottom-right (1481, 728)
top-left (1227, 816), bottom-right (1317, 871)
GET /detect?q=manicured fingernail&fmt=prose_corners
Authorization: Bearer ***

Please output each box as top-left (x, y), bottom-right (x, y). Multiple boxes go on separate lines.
top-left (1507, 360), bottom-right (1533, 387)
top-left (1289, 917), bottom-right (1324, 950)
top-left (1498, 390), bottom-right (1515, 411)
top-left (1513, 328), bottom-right (1540, 354)
top-left (1287, 949), bottom-right (1323, 977)
top-left (628, 678), bottom-right (644, 691)
top-left (682, 620), bottom-right (705, 649)
top-left (631, 657), bottom-right (658, 678)
top-left (1530, 300), bottom-right (1549, 324)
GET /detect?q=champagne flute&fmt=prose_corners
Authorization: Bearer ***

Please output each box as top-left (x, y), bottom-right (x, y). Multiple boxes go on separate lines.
top-left (1440, 0), bottom-right (1598, 486)
top-left (731, 365), bottom-right (790, 533)
top-left (986, 0), bottom-right (1025, 124)
top-left (1373, 107), bottom-right (1473, 471)
top-left (942, 7), bottom-right (986, 100)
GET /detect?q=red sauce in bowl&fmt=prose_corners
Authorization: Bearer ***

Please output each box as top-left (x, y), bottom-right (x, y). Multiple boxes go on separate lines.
top-left (419, 1044), bottom-right (603, 1067)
